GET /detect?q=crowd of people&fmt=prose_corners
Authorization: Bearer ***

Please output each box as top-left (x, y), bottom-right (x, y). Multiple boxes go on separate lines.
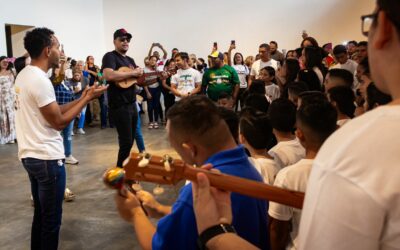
top-left (3, 0), bottom-right (399, 249)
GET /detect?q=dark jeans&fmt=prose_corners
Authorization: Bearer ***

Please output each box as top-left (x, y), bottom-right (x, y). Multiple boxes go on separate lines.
top-left (99, 94), bottom-right (108, 128)
top-left (110, 103), bottom-right (138, 167)
top-left (147, 87), bottom-right (161, 123)
top-left (22, 158), bottom-right (66, 250)
top-left (162, 90), bottom-right (175, 119)
top-left (235, 88), bottom-right (247, 112)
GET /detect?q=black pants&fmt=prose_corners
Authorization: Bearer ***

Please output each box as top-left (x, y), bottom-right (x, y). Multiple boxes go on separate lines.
top-left (163, 91), bottom-right (175, 118)
top-left (110, 103), bottom-right (138, 167)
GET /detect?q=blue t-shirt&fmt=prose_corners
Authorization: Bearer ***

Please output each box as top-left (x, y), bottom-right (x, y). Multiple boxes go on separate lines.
top-left (152, 145), bottom-right (270, 250)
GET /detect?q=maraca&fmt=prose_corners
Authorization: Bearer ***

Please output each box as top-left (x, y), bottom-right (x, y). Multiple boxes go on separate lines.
top-left (103, 167), bottom-right (126, 195)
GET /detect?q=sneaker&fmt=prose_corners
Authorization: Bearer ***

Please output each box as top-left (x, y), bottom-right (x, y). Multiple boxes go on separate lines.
top-left (71, 131), bottom-right (74, 136)
top-left (65, 155), bottom-right (79, 165)
top-left (7, 140), bottom-right (15, 144)
top-left (76, 128), bottom-right (85, 135)
top-left (64, 188), bottom-right (75, 202)
top-left (148, 123), bottom-right (154, 129)
top-left (153, 122), bottom-right (159, 129)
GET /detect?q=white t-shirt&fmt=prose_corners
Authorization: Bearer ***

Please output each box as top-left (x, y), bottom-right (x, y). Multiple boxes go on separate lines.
top-left (265, 84), bottom-right (280, 103)
top-left (14, 65), bottom-right (64, 160)
top-left (232, 64), bottom-right (249, 89)
top-left (157, 59), bottom-right (167, 72)
top-left (268, 138), bottom-right (306, 170)
top-left (144, 67), bottom-right (159, 88)
top-left (269, 159), bottom-right (313, 250)
top-left (248, 157), bottom-right (278, 185)
top-left (250, 59), bottom-right (280, 79)
top-left (331, 59), bottom-right (358, 74)
top-left (170, 68), bottom-right (201, 101)
top-left (299, 106), bottom-right (400, 250)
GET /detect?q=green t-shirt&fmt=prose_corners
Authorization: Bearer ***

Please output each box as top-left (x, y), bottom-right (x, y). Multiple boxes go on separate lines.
top-left (202, 65), bottom-right (240, 101)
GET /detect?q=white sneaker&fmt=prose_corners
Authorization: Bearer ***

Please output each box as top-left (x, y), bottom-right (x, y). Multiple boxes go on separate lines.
top-left (65, 155), bottom-right (79, 165)
top-left (64, 188), bottom-right (76, 202)
top-left (76, 128), bottom-right (85, 135)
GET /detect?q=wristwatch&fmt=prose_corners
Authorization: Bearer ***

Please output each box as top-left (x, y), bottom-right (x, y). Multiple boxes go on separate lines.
top-left (197, 223), bottom-right (236, 250)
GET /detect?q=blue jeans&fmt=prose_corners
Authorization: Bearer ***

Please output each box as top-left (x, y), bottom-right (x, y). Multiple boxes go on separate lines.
top-left (147, 87), bottom-right (161, 123)
top-left (77, 106), bottom-right (87, 129)
top-left (22, 158), bottom-right (66, 250)
top-left (62, 121), bottom-right (74, 157)
top-left (135, 114), bottom-right (145, 152)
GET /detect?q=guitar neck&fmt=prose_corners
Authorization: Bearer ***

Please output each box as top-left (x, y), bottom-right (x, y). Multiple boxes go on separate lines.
top-left (182, 166), bottom-right (304, 209)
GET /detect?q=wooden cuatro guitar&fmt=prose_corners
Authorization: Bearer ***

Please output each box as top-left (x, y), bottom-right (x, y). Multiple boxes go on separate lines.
top-left (107, 152), bottom-right (305, 209)
top-left (116, 67), bottom-right (176, 88)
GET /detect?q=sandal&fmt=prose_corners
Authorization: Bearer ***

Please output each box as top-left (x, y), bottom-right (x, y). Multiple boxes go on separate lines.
top-left (153, 122), bottom-right (159, 129)
top-left (148, 123), bottom-right (154, 129)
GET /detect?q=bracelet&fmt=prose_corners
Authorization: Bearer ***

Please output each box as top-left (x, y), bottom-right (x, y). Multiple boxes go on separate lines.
top-left (197, 223), bottom-right (236, 250)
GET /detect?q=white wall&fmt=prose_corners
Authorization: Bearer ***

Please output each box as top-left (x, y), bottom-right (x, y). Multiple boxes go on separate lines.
top-left (0, 0), bottom-right (105, 62)
top-left (103, 0), bottom-right (375, 66)
top-left (1, 0), bottom-right (375, 66)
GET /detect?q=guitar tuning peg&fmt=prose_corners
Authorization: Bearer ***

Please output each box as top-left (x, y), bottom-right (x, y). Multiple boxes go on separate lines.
top-left (138, 153), bottom-right (151, 168)
top-left (153, 185), bottom-right (164, 195)
top-left (163, 154), bottom-right (173, 172)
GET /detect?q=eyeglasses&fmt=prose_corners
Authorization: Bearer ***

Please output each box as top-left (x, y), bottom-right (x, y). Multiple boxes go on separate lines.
top-left (118, 37), bottom-right (131, 43)
top-left (361, 10), bottom-right (379, 37)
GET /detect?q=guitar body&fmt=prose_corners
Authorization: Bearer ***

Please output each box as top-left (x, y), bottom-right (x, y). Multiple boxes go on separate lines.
top-left (116, 67), bottom-right (139, 88)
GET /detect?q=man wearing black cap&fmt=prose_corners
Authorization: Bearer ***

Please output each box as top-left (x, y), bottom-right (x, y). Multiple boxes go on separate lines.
top-left (202, 51), bottom-right (240, 108)
top-left (102, 28), bottom-right (144, 167)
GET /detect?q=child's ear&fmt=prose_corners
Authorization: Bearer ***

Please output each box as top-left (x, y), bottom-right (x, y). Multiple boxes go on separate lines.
top-left (295, 128), bottom-right (305, 143)
top-left (239, 133), bottom-right (246, 144)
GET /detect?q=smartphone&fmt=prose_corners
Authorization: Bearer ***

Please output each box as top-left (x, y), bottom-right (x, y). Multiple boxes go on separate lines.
top-left (213, 42), bottom-right (218, 50)
top-left (231, 40), bottom-right (235, 45)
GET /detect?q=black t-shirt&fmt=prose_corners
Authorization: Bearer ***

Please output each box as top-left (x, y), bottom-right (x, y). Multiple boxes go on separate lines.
top-left (101, 50), bottom-right (137, 108)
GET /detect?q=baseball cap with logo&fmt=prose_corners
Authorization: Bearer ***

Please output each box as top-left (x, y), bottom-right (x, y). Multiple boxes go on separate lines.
top-left (209, 51), bottom-right (224, 60)
top-left (113, 28), bottom-right (132, 40)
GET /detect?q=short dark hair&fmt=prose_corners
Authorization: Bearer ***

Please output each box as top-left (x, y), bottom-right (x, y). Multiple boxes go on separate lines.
top-left (244, 94), bottom-right (269, 113)
top-left (218, 107), bottom-right (239, 143)
top-left (24, 27), bottom-right (55, 59)
top-left (298, 69), bottom-right (322, 92)
top-left (297, 97), bottom-right (337, 145)
top-left (333, 45), bottom-right (347, 56)
top-left (240, 108), bottom-right (273, 149)
top-left (14, 56), bottom-right (27, 74)
top-left (248, 80), bottom-right (266, 95)
top-left (218, 92), bottom-right (232, 100)
top-left (348, 40), bottom-right (358, 46)
top-left (259, 43), bottom-right (270, 50)
top-left (268, 98), bottom-right (297, 132)
top-left (328, 68), bottom-right (354, 88)
top-left (328, 86), bottom-right (356, 118)
top-left (357, 41), bottom-right (368, 47)
top-left (270, 41), bottom-right (278, 47)
top-left (366, 83), bottom-right (392, 110)
top-left (288, 81), bottom-right (309, 98)
top-left (167, 96), bottom-right (221, 138)
top-left (298, 91), bottom-right (328, 107)
top-left (174, 52), bottom-right (189, 61)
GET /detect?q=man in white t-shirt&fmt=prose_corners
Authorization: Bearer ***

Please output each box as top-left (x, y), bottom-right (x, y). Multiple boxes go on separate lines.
top-left (269, 97), bottom-right (337, 250)
top-left (249, 43), bottom-right (280, 87)
top-left (14, 28), bottom-right (107, 250)
top-left (170, 52), bottom-right (202, 101)
top-left (268, 99), bottom-right (306, 169)
top-left (299, 2), bottom-right (400, 249)
top-left (331, 44), bottom-right (359, 89)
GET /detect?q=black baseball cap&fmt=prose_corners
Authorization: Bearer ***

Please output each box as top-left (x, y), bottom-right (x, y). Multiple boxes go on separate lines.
top-left (113, 28), bottom-right (132, 40)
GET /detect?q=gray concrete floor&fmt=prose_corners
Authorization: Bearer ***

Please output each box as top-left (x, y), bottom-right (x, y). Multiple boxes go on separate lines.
top-left (0, 116), bottom-right (181, 250)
